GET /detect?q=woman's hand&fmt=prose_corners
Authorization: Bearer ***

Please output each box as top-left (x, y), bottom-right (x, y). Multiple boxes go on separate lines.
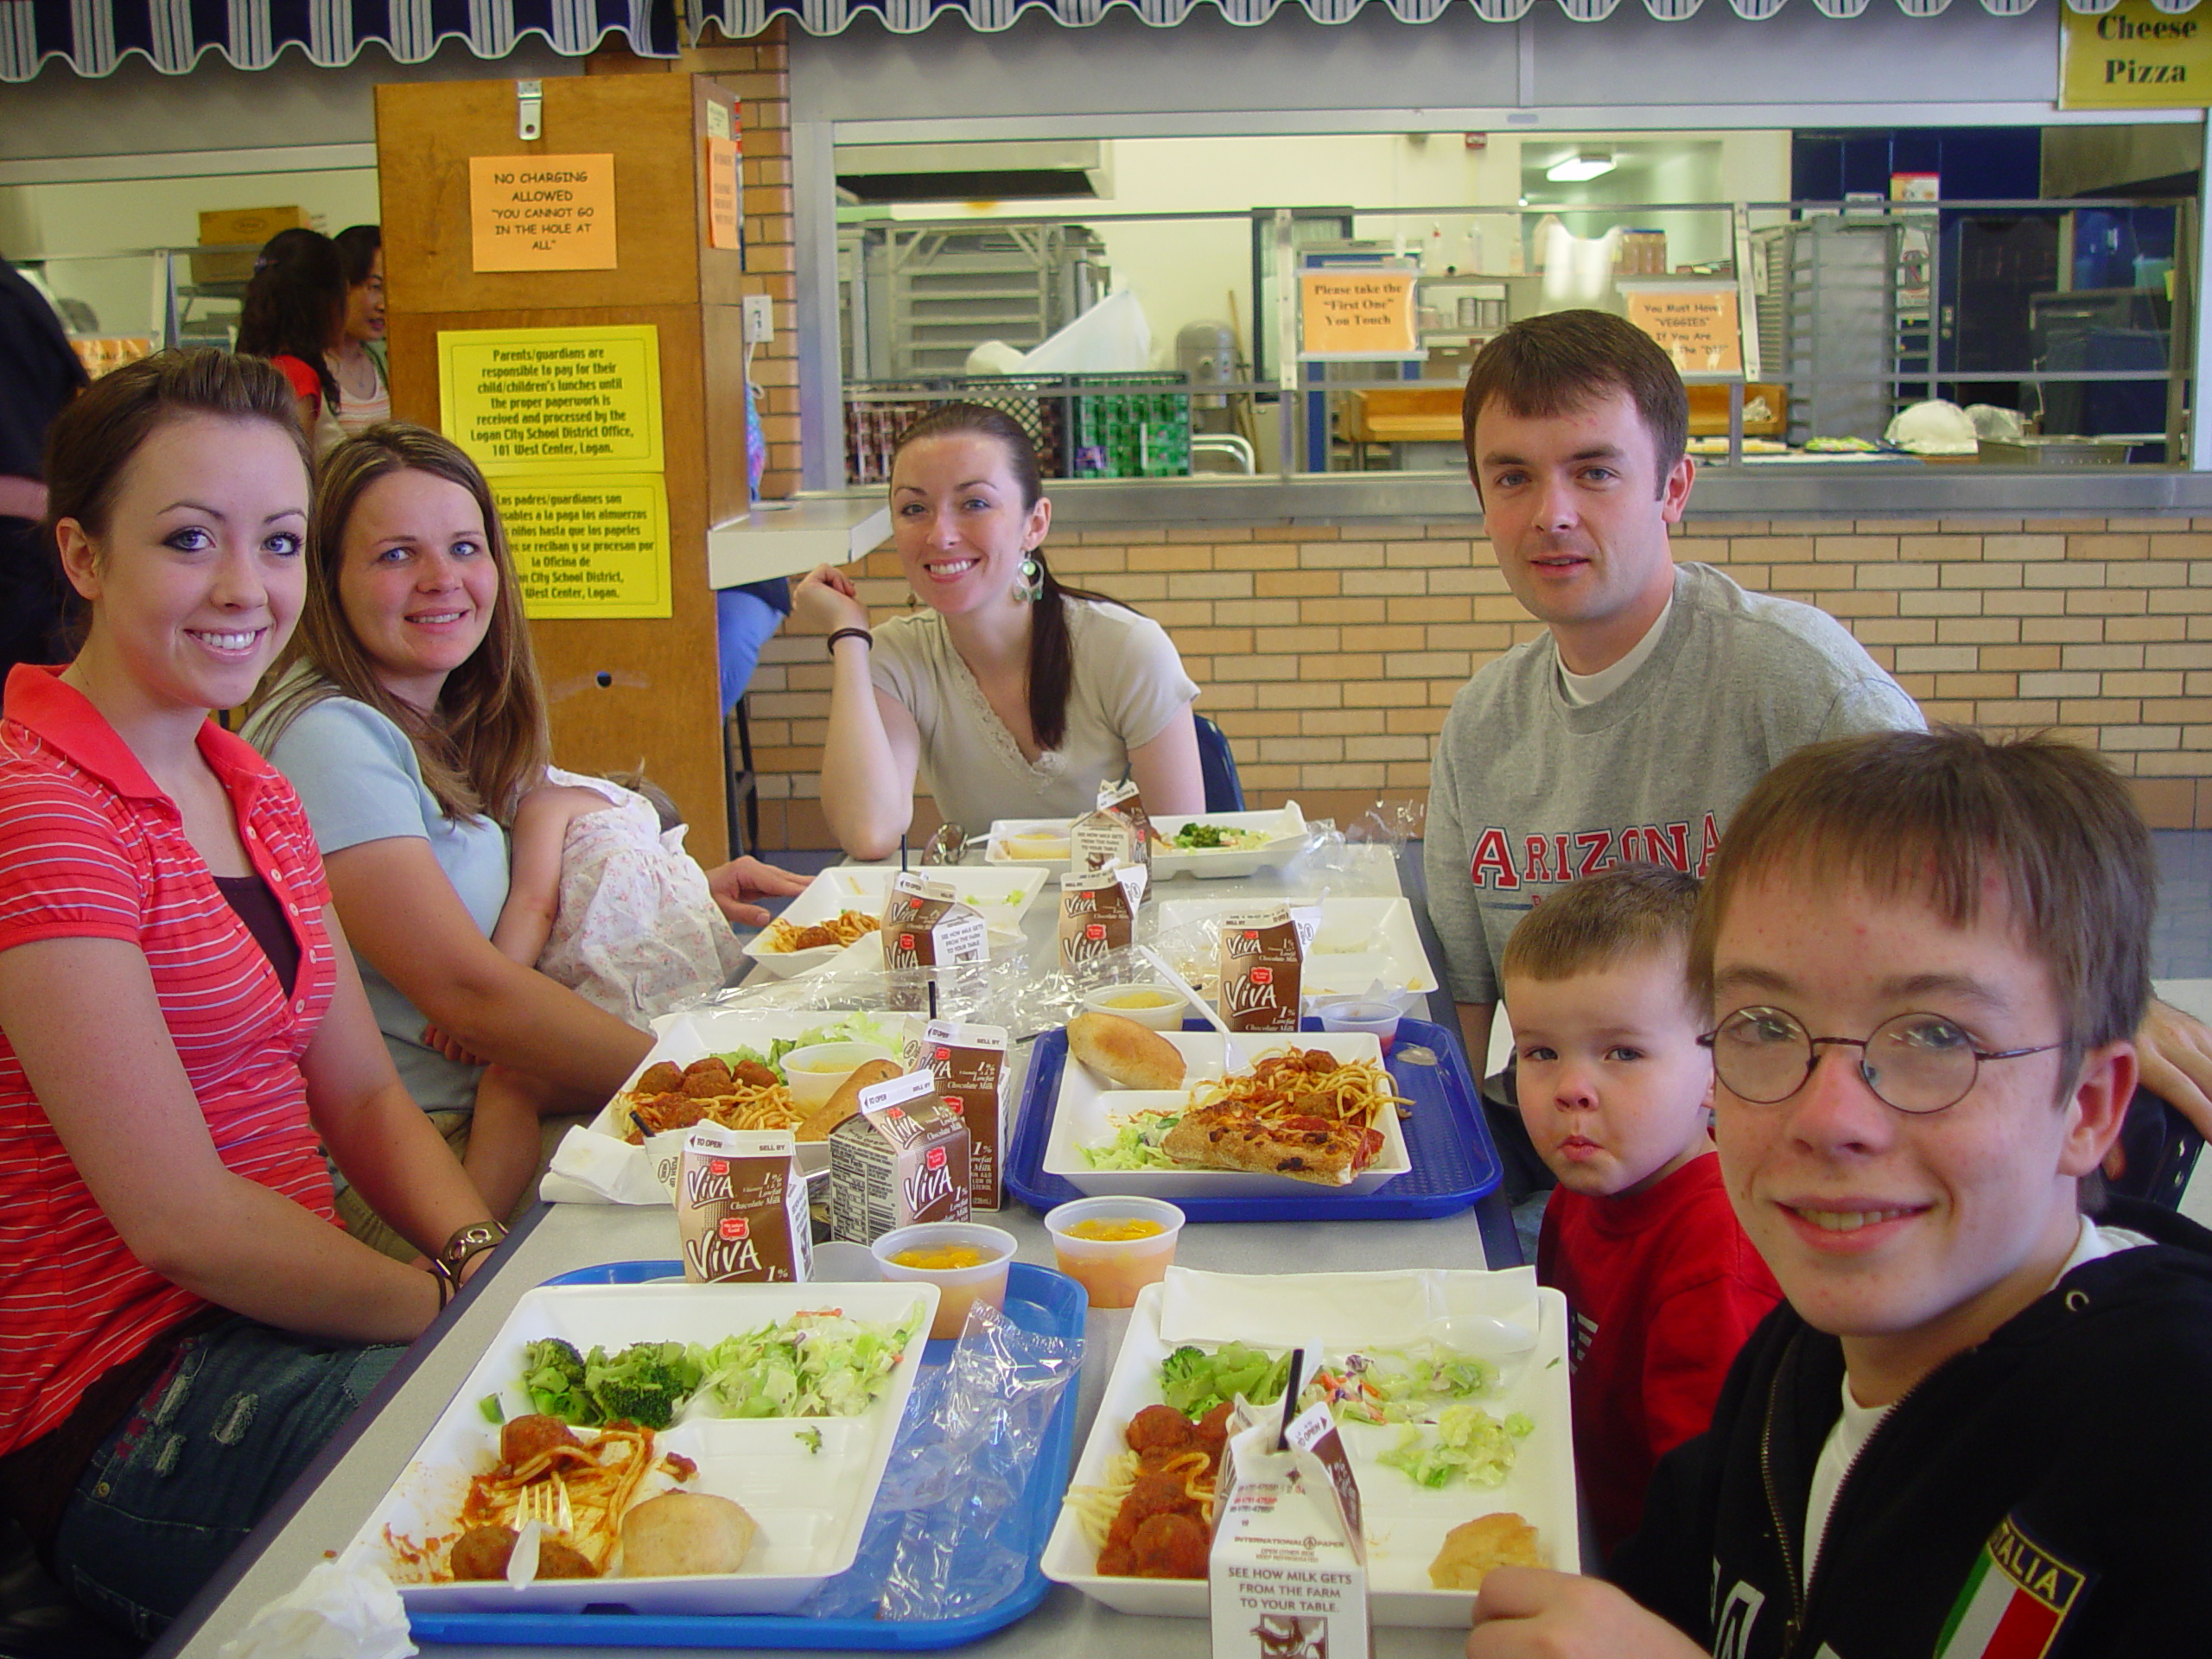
top-left (792, 563), bottom-right (872, 636)
top-left (706, 855), bottom-right (812, 927)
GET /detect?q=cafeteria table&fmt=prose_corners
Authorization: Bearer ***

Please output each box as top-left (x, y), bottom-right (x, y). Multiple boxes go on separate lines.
top-left (151, 840), bottom-right (1518, 1659)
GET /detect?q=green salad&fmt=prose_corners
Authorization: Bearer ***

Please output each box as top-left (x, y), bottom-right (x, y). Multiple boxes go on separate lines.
top-left (1165, 823), bottom-right (1269, 851)
top-left (690, 1306), bottom-right (925, 1418)
top-left (1375, 1404), bottom-right (1535, 1489)
top-left (1077, 1110), bottom-right (1186, 1171)
top-left (708, 1011), bottom-right (906, 1087)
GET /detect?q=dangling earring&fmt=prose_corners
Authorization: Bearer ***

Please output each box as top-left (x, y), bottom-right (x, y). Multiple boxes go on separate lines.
top-left (1017, 550), bottom-right (1044, 604)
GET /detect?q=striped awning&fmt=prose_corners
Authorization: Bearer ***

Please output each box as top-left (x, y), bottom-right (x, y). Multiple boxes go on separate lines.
top-left (0, 0), bottom-right (675, 79)
top-left (0, 0), bottom-right (2188, 82)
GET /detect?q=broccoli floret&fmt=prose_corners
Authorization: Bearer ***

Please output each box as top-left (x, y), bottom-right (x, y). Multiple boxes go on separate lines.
top-left (521, 1337), bottom-right (594, 1423)
top-left (1159, 1345), bottom-right (1214, 1416)
top-left (583, 1341), bottom-right (704, 1431)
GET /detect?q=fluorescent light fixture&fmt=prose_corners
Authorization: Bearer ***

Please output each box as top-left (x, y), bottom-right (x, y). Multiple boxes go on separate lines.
top-left (1547, 149), bottom-right (1616, 183)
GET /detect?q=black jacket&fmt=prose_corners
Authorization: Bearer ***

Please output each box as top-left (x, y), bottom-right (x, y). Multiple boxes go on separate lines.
top-left (1610, 1198), bottom-right (2212, 1659)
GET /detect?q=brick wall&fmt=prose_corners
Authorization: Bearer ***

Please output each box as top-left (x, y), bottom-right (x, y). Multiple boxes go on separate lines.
top-left (740, 512), bottom-right (2212, 848)
top-left (600, 24), bottom-right (803, 494)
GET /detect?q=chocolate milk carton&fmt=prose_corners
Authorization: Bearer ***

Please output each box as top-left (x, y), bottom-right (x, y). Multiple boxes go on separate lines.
top-left (1058, 862), bottom-right (1148, 971)
top-left (880, 874), bottom-right (988, 969)
top-left (1210, 1402), bottom-right (1371, 1659)
top-left (828, 1066), bottom-right (973, 1243)
top-left (1217, 905), bottom-right (1311, 1033)
top-left (675, 1125), bottom-right (813, 1284)
top-left (1071, 779), bottom-right (1154, 878)
top-left (902, 1018), bottom-right (1011, 1210)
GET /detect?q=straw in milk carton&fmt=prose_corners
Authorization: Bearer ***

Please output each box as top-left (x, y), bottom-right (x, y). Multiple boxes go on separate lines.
top-left (675, 1124), bottom-right (813, 1284)
top-left (1217, 905), bottom-right (1319, 1033)
top-left (828, 1065), bottom-right (973, 1243)
top-left (1071, 779), bottom-right (1154, 878)
top-left (1058, 861), bottom-right (1147, 971)
top-left (880, 873), bottom-right (988, 969)
top-left (1210, 1398), bottom-right (1370, 1659)
top-left (902, 1018), bottom-right (1011, 1210)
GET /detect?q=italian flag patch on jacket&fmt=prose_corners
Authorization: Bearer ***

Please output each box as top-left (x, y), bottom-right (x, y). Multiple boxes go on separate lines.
top-left (1934, 1516), bottom-right (2088, 1659)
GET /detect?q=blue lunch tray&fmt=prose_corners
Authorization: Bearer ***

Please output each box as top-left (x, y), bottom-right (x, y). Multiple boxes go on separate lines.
top-left (1003, 1014), bottom-right (1500, 1221)
top-left (403, 1259), bottom-right (1087, 1650)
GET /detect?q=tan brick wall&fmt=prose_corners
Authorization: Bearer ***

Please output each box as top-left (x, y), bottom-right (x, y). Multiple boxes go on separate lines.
top-left (740, 512), bottom-right (2212, 848)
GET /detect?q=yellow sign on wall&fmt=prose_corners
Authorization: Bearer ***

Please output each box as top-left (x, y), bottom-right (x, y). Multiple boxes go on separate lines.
top-left (1300, 270), bottom-right (1419, 359)
top-left (1623, 286), bottom-right (1745, 377)
top-left (2062, 0), bottom-right (2212, 109)
top-left (468, 154), bottom-right (619, 271)
top-left (439, 325), bottom-right (664, 475)
top-left (440, 325), bottom-right (670, 620)
top-left (494, 477), bottom-right (671, 620)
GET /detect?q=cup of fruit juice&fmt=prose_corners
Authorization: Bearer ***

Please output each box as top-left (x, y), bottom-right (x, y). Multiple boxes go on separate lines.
top-left (871, 1221), bottom-right (1017, 1338)
top-left (1042, 1196), bottom-right (1185, 1309)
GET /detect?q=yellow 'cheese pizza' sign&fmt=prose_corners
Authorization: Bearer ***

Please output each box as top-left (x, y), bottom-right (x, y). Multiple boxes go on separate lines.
top-left (2061, 0), bottom-right (2212, 108)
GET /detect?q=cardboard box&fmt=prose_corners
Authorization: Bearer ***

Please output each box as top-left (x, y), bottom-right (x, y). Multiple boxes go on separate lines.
top-left (1210, 1402), bottom-right (1370, 1659)
top-left (903, 1018), bottom-right (1011, 1210)
top-left (192, 206), bottom-right (311, 285)
top-left (829, 1067), bottom-right (973, 1243)
top-left (675, 1126), bottom-right (812, 1284)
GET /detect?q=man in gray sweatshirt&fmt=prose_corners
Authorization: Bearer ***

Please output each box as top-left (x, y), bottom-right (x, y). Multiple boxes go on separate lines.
top-left (1422, 309), bottom-right (2212, 1178)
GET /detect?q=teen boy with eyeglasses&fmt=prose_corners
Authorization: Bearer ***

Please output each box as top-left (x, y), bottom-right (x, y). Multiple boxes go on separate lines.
top-left (1466, 728), bottom-right (2212, 1659)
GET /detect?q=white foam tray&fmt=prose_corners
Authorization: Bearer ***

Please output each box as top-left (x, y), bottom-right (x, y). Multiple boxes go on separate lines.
top-left (1040, 1270), bottom-right (1575, 1625)
top-left (1043, 1029), bottom-right (1410, 1198)
top-left (353, 1279), bottom-right (937, 1615)
top-left (587, 1007), bottom-right (894, 1182)
top-left (1154, 896), bottom-right (1439, 1000)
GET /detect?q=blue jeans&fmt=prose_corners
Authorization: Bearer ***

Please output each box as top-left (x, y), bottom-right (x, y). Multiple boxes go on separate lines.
top-left (51, 1317), bottom-right (404, 1639)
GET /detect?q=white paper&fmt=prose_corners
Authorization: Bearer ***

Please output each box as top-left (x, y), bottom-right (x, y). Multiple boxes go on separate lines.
top-left (540, 1122), bottom-right (671, 1205)
top-left (1159, 1266), bottom-right (1445, 1349)
top-left (219, 1551), bottom-right (417, 1659)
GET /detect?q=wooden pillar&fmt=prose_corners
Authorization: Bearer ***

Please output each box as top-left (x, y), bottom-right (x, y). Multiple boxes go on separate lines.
top-left (375, 74), bottom-right (745, 862)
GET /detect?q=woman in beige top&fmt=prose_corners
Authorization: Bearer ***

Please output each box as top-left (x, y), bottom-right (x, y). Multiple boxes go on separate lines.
top-left (795, 404), bottom-right (1202, 859)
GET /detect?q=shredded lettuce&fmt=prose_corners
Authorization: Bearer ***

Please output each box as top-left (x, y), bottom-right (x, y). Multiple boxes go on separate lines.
top-left (1310, 1347), bottom-right (1502, 1425)
top-left (1078, 1111), bottom-right (1185, 1171)
top-left (1374, 1404), bottom-right (1532, 1489)
top-left (714, 1013), bottom-right (908, 1085)
top-left (688, 1306), bottom-right (924, 1419)
top-left (1160, 1343), bottom-right (1294, 1417)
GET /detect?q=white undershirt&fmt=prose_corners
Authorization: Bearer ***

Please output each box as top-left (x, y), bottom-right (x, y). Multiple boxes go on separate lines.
top-left (1799, 1217), bottom-right (2152, 1585)
top-left (1556, 594), bottom-right (1673, 707)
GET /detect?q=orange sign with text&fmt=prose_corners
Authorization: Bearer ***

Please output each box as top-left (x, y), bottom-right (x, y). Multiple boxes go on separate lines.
top-left (468, 154), bottom-right (618, 272)
top-left (1300, 270), bottom-right (1419, 359)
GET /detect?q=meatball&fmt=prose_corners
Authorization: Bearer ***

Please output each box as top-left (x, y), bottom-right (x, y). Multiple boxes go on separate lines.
top-left (730, 1059), bottom-right (778, 1090)
top-left (499, 1414), bottom-right (580, 1470)
top-left (535, 1539), bottom-right (600, 1580)
top-left (681, 1058), bottom-right (734, 1096)
top-left (1129, 1510), bottom-right (1210, 1579)
top-left (1104, 1474), bottom-right (1196, 1548)
top-left (1096, 1539), bottom-right (1137, 1578)
top-left (635, 1061), bottom-right (683, 1095)
top-left (1125, 1404), bottom-right (1195, 1458)
top-left (1193, 1401), bottom-right (1234, 1457)
top-left (450, 1524), bottom-right (517, 1581)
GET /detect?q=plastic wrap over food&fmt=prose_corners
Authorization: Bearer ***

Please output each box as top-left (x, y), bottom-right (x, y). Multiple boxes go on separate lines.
top-left (801, 1300), bottom-right (1084, 1621)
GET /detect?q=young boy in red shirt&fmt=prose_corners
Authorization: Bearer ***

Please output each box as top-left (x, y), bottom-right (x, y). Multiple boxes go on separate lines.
top-left (1502, 866), bottom-right (1782, 1559)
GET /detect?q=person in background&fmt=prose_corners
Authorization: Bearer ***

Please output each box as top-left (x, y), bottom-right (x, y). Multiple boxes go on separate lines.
top-left (328, 225), bottom-right (389, 439)
top-left (0, 351), bottom-right (499, 1638)
top-left (233, 227), bottom-right (346, 457)
top-left (1469, 730), bottom-right (2212, 1659)
top-left (0, 255), bottom-right (89, 675)
top-left (795, 403), bottom-right (1204, 859)
top-left (1500, 865), bottom-right (1780, 1560)
top-left (244, 423), bottom-right (804, 1228)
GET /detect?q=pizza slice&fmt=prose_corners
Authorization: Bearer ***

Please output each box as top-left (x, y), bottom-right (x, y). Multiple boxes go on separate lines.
top-left (1160, 1104), bottom-right (1385, 1185)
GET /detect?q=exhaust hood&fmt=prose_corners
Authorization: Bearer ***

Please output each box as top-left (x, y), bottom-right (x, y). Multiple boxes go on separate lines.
top-left (836, 140), bottom-right (1112, 203)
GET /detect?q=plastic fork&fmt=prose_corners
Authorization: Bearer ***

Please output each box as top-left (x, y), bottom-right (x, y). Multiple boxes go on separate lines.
top-left (512, 1473), bottom-right (574, 1539)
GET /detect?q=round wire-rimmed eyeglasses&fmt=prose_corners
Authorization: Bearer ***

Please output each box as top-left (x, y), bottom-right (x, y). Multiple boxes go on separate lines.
top-left (1697, 1005), bottom-right (2066, 1116)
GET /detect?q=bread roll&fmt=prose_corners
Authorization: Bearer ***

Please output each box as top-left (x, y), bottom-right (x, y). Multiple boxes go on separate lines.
top-left (1067, 1012), bottom-right (1186, 1090)
top-left (1427, 1511), bottom-right (1542, 1590)
top-left (620, 1491), bottom-right (759, 1577)
top-left (798, 1058), bottom-right (902, 1141)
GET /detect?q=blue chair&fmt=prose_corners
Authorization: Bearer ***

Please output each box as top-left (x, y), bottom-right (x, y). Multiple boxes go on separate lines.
top-left (1194, 715), bottom-right (1245, 812)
